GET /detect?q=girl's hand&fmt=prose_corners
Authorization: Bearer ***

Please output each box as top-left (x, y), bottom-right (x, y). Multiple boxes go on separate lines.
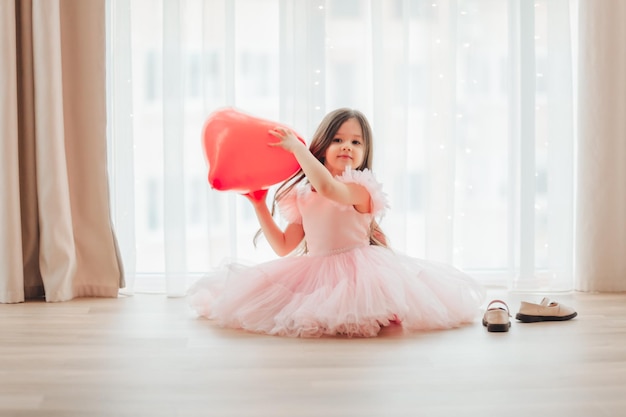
top-left (242, 189), bottom-right (268, 205)
top-left (268, 127), bottom-right (305, 154)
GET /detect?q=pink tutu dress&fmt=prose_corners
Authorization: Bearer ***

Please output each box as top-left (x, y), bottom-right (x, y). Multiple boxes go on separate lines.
top-left (188, 168), bottom-right (485, 337)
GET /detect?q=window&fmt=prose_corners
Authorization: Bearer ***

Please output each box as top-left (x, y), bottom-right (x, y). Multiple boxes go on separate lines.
top-left (106, 0), bottom-right (576, 294)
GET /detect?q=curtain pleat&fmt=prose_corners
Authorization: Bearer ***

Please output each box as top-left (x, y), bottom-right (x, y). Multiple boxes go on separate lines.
top-left (0, 0), bottom-right (123, 303)
top-left (0, 0), bottom-right (26, 302)
top-left (162, 0), bottom-right (187, 296)
top-left (575, 0), bottom-right (626, 292)
top-left (17, 0), bottom-right (44, 299)
top-left (32, 0), bottom-right (78, 301)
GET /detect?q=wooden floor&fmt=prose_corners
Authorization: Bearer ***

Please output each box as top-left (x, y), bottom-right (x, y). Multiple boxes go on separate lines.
top-left (1, 289), bottom-right (625, 417)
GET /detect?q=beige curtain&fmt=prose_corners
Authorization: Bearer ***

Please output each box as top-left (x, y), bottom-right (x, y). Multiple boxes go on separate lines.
top-left (0, 0), bottom-right (123, 303)
top-left (576, 0), bottom-right (626, 292)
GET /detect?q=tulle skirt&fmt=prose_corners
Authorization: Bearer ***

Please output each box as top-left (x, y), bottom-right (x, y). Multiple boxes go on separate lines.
top-left (188, 246), bottom-right (485, 338)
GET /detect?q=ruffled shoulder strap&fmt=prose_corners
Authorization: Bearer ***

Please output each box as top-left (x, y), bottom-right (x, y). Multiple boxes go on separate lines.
top-left (337, 168), bottom-right (388, 217)
top-left (276, 185), bottom-right (302, 224)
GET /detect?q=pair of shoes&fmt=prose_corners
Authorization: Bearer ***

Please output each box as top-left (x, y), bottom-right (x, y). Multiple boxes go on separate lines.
top-left (515, 297), bottom-right (577, 323)
top-left (482, 299), bottom-right (511, 332)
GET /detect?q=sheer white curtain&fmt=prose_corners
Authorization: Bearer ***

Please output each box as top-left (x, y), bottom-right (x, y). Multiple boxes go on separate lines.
top-left (105, 0), bottom-right (576, 296)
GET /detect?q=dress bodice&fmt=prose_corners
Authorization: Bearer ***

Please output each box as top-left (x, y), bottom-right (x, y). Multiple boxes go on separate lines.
top-left (299, 190), bottom-right (373, 255)
top-left (277, 168), bottom-right (387, 256)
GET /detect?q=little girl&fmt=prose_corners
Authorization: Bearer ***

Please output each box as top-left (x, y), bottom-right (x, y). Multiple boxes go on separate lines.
top-left (188, 108), bottom-right (485, 337)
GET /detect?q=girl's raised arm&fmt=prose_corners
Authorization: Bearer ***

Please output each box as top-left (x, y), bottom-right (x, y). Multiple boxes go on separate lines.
top-left (268, 128), bottom-right (371, 214)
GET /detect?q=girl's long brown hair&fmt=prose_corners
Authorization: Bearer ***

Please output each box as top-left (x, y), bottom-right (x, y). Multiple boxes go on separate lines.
top-left (255, 108), bottom-right (388, 250)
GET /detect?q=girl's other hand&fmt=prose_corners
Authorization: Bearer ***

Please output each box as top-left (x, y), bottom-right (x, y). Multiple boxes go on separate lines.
top-left (243, 189), bottom-right (268, 205)
top-left (268, 127), bottom-right (305, 153)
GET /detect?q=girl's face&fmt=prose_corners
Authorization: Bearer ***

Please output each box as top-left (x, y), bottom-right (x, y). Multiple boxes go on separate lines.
top-left (323, 118), bottom-right (366, 176)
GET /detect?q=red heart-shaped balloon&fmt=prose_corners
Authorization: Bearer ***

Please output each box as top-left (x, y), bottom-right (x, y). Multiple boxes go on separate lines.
top-left (202, 108), bottom-right (305, 193)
